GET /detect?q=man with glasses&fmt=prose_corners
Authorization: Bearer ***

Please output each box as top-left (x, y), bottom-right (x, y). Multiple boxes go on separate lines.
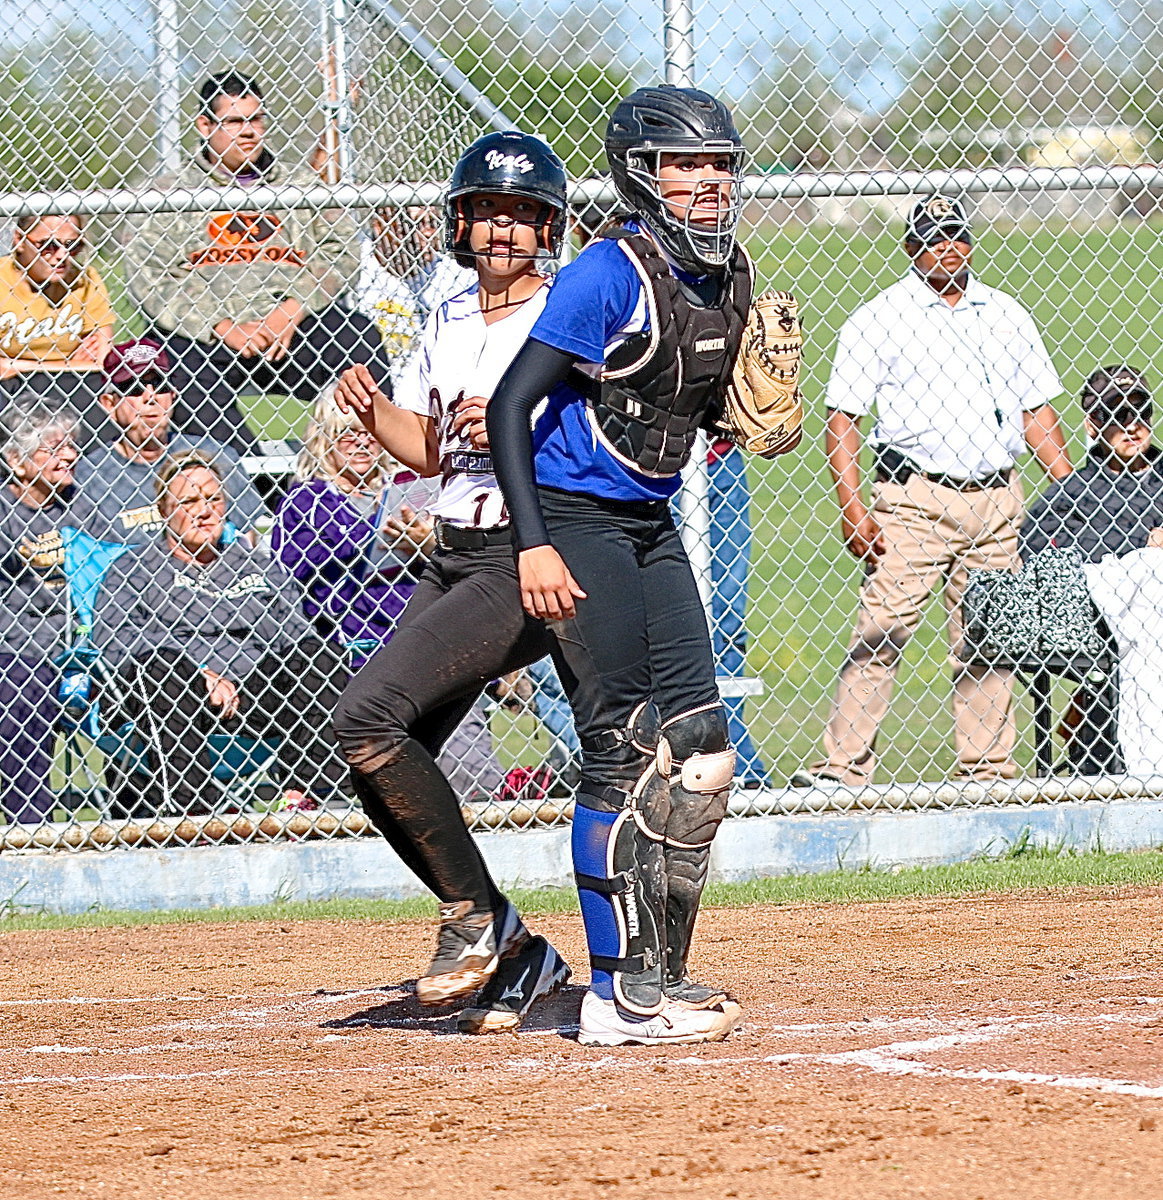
top-left (74, 339), bottom-right (267, 546)
top-left (0, 214), bottom-right (114, 446)
top-left (123, 71), bottom-right (386, 455)
top-left (1022, 366), bottom-right (1163, 774)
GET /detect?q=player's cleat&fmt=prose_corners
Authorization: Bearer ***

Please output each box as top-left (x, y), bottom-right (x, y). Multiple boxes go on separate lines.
top-left (415, 900), bottom-right (502, 1006)
top-left (577, 989), bottom-right (742, 1046)
top-left (664, 975), bottom-right (735, 1010)
top-left (415, 899), bottom-right (531, 1006)
top-left (495, 898), bottom-right (531, 960)
top-left (457, 935), bottom-right (571, 1034)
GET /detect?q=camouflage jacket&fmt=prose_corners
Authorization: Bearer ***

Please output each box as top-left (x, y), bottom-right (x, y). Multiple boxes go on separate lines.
top-left (122, 152), bottom-right (359, 343)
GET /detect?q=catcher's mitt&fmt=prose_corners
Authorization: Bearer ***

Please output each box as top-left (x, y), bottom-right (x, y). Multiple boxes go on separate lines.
top-left (717, 290), bottom-right (803, 457)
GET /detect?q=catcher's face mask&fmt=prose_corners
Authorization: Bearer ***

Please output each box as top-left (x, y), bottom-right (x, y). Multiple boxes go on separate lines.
top-left (625, 143), bottom-right (744, 273)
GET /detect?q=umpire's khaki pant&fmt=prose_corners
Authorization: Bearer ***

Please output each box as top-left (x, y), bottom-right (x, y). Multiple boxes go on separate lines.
top-left (811, 473), bottom-right (1024, 786)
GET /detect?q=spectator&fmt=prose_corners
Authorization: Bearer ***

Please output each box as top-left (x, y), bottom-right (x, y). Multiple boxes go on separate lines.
top-left (1022, 365), bottom-right (1163, 774)
top-left (273, 389), bottom-right (505, 800)
top-left (706, 437), bottom-right (769, 785)
top-left (1023, 367), bottom-right (1163, 560)
top-left (0, 396), bottom-right (87, 822)
top-left (92, 452), bottom-right (350, 815)
top-left (75, 338), bottom-right (267, 546)
top-left (0, 215), bottom-right (114, 446)
top-left (345, 206), bottom-right (475, 390)
top-left (795, 196), bottom-right (1071, 789)
top-left (1082, 528), bottom-right (1163, 777)
top-left (122, 70), bottom-right (387, 454)
top-left (273, 388), bottom-right (434, 644)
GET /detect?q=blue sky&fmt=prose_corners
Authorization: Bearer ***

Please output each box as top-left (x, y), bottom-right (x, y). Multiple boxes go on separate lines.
top-left (2, 0), bottom-right (1142, 116)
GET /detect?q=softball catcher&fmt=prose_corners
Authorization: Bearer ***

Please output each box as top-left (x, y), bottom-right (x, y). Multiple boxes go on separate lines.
top-left (488, 85), bottom-right (801, 1045)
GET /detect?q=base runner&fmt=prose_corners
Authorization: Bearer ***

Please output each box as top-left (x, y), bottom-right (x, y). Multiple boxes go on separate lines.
top-left (332, 131), bottom-right (571, 1034)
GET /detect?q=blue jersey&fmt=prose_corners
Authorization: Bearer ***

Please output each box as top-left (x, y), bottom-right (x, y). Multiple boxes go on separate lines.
top-left (530, 224), bottom-right (695, 502)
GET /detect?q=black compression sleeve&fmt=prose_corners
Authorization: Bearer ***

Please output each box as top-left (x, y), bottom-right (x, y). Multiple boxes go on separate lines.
top-left (486, 338), bottom-right (581, 551)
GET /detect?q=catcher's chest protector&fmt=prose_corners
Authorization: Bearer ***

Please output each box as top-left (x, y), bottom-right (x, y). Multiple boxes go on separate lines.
top-left (586, 231), bottom-right (753, 478)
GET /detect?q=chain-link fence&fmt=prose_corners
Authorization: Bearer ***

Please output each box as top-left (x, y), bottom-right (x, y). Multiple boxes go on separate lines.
top-left (1, 0), bottom-right (1163, 852)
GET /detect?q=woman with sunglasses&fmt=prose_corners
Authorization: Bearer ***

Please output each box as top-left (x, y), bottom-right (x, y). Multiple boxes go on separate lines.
top-left (0, 214), bottom-right (114, 447)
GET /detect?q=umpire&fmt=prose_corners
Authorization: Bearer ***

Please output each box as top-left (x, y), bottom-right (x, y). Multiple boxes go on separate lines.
top-left (796, 196), bottom-right (1072, 789)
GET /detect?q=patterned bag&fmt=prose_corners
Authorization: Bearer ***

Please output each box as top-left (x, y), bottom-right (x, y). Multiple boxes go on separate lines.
top-left (962, 548), bottom-right (1102, 667)
top-left (1032, 547), bottom-right (1105, 659)
top-left (962, 565), bottom-right (1041, 664)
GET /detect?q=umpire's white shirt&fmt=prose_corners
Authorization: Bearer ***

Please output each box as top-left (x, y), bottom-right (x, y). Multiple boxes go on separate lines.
top-left (825, 270), bottom-right (1063, 480)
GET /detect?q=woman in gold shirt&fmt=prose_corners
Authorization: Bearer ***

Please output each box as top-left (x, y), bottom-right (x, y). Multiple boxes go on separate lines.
top-left (0, 214), bottom-right (115, 445)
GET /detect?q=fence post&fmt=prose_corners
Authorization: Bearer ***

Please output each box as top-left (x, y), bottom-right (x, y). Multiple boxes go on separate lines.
top-left (663, 0), bottom-right (712, 605)
top-left (153, 0), bottom-right (182, 174)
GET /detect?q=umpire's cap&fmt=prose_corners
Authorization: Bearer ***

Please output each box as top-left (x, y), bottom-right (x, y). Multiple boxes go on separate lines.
top-left (1081, 365), bottom-right (1153, 427)
top-left (905, 195), bottom-right (972, 246)
top-left (445, 131), bottom-right (568, 267)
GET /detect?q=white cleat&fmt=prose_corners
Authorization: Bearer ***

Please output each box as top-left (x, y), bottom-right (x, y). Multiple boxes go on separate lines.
top-left (577, 989), bottom-right (742, 1047)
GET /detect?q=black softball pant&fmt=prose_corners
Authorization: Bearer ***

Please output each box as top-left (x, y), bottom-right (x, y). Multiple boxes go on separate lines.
top-left (333, 542), bottom-right (552, 912)
top-left (537, 486), bottom-right (721, 796)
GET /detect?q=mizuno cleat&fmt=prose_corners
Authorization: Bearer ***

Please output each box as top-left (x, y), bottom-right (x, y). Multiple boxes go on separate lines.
top-left (458, 935), bottom-right (571, 1034)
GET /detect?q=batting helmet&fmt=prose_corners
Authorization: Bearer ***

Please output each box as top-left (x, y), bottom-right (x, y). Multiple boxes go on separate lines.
top-left (605, 85), bottom-right (745, 274)
top-left (445, 130), bottom-right (568, 268)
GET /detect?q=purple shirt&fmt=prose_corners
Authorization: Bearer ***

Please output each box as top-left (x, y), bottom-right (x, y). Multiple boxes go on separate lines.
top-left (272, 479), bottom-right (421, 645)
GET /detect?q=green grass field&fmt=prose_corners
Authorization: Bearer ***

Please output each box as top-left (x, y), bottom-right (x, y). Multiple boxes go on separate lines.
top-left (95, 219), bottom-right (1163, 787)
top-left (3, 845), bottom-right (1161, 932)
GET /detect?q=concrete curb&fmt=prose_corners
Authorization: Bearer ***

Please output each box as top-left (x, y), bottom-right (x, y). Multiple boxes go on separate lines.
top-left (3, 797), bottom-right (1163, 916)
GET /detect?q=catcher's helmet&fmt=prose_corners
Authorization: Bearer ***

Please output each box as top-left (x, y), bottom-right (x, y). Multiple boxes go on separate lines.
top-left (605, 85), bottom-right (745, 274)
top-left (445, 130), bottom-right (568, 268)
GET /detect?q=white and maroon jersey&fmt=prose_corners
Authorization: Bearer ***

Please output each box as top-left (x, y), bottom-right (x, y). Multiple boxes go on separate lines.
top-left (395, 278), bottom-right (550, 530)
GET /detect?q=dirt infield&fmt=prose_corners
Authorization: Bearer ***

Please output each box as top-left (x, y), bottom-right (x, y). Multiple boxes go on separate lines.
top-left (1, 886), bottom-right (1162, 1198)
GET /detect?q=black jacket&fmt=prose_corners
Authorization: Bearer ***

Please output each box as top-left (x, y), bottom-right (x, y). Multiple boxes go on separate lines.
top-left (1021, 446), bottom-right (1163, 563)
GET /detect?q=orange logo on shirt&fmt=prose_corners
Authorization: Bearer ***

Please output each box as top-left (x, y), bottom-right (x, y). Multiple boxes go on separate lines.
top-left (188, 212), bottom-right (305, 268)
top-left (207, 212), bottom-right (281, 246)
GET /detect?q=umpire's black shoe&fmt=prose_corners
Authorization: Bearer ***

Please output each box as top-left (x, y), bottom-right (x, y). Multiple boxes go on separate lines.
top-left (458, 935), bottom-right (571, 1034)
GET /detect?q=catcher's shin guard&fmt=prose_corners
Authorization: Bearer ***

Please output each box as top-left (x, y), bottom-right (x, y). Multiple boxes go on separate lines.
top-left (572, 794), bottom-right (667, 1017)
top-left (657, 704), bottom-right (735, 986)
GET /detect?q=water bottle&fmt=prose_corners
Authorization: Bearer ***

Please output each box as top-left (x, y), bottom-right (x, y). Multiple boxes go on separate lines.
top-left (59, 665), bottom-right (92, 729)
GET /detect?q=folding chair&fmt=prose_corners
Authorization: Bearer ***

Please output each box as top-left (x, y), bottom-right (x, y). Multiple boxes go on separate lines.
top-left (55, 526), bottom-right (281, 819)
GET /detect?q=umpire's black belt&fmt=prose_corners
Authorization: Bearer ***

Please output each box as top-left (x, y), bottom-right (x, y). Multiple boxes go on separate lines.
top-left (917, 467), bottom-right (1013, 492)
top-left (874, 447), bottom-right (1012, 492)
top-left (434, 521), bottom-right (513, 551)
